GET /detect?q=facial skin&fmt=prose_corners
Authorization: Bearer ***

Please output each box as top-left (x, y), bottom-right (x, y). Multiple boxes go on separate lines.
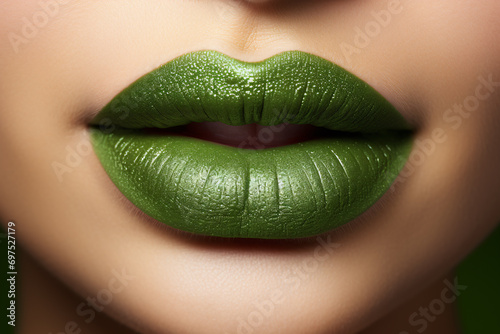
top-left (1, 1), bottom-right (499, 333)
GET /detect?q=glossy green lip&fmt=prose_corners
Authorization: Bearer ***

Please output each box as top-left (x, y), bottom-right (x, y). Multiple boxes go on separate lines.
top-left (90, 50), bottom-right (412, 239)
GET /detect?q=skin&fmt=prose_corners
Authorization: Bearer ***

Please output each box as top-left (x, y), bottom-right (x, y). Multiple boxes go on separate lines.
top-left (0, 0), bottom-right (499, 333)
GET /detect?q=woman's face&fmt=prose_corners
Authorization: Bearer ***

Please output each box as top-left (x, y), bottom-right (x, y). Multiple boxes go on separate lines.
top-left (1, 1), bottom-right (499, 333)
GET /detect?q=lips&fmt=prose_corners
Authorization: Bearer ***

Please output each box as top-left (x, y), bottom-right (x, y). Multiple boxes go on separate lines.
top-left (90, 50), bottom-right (413, 239)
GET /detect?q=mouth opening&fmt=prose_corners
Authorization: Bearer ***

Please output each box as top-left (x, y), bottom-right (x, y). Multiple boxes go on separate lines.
top-left (142, 122), bottom-right (345, 149)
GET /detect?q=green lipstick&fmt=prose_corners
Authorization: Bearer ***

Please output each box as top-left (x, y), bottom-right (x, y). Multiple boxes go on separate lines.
top-left (90, 51), bottom-right (412, 239)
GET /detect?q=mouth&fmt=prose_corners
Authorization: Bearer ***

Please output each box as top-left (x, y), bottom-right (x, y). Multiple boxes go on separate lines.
top-left (89, 50), bottom-right (413, 239)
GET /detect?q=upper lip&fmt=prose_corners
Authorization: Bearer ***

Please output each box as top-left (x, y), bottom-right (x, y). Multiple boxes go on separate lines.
top-left (90, 50), bottom-right (410, 133)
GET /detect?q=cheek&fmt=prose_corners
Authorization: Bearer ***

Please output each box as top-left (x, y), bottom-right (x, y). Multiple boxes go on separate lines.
top-left (0, 1), bottom-right (45, 33)
top-left (410, 1), bottom-right (500, 86)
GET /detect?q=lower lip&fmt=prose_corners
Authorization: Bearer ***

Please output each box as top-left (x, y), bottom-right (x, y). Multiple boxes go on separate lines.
top-left (91, 128), bottom-right (412, 239)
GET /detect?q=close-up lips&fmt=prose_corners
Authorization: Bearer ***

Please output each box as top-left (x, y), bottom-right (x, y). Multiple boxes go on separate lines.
top-left (89, 50), bottom-right (413, 239)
